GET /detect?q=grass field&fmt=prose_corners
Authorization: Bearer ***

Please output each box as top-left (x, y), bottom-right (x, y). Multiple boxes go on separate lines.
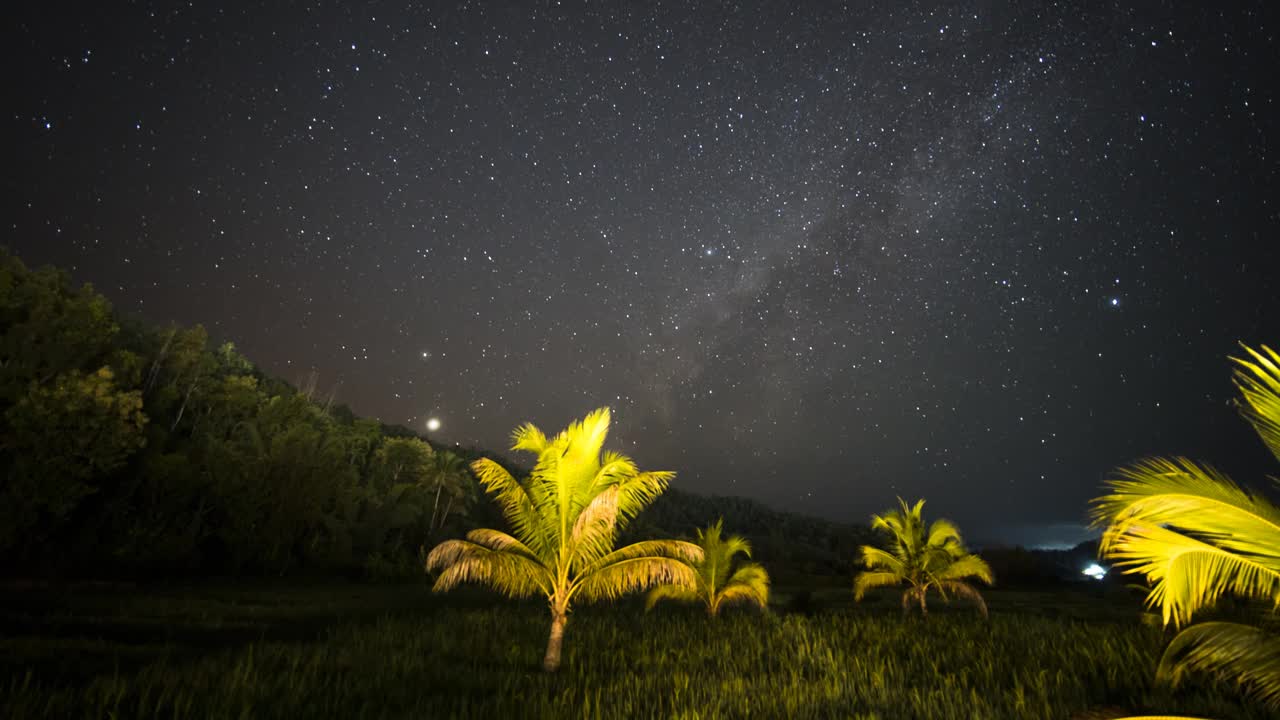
top-left (0, 581), bottom-right (1266, 719)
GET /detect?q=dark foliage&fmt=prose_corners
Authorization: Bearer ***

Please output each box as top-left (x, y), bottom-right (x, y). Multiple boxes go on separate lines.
top-left (0, 249), bottom-right (877, 583)
top-left (628, 489), bottom-right (877, 582)
top-left (0, 250), bottom-right (475, 578)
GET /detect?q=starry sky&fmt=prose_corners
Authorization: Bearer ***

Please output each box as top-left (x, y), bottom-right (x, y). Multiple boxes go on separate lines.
top-left (9, 2), bottom-right (1279, 547)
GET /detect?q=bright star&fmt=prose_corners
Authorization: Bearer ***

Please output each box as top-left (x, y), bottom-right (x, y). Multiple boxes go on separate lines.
top-left (426, 418), bottom-right (441, 432)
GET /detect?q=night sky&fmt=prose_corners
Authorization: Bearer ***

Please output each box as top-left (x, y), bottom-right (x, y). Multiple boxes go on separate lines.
top-left (9, 2), bottom-right (1279, 547)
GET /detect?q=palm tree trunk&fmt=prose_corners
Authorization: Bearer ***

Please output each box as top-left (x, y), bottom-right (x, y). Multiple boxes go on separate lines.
top-left (429, 482), bottom-right (443, 529)
top-left (436, 495), bottom-right (454, 532)
top-left (543, 611), bottom-right (567, 672)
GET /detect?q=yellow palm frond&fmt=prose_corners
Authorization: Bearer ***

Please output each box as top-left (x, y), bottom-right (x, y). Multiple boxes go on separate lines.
top-left (861, 546), bottom-right (906, 573)
top-left (935, 554), bottom-right (995, 585)
top-left (558, 407), bottom-right (612, 487)
top-left (871, 498), bottom-right (929, 558)
top-left (426, 539), bottom-right (552, 597)
top-left (572, 406), bottom-right (613, 453)
top-left (926, 518), bottom-right (963, 548)
top-left (1093, 458), bottom-right (1280, 626)
top-left (1158, 621), bottom-right (1280, 709)
top-left (645, 583), bottom-right (699, 610)
top-left (854, 571), bottom-right (904, 600)
top-left (1102, 522), bottom-right (1280, 627)
top-left (568, 486), bottom-right (621, 570)
top-left (721, 562), bottom-right (770, 608)
top-left (934, 580), bottom-right (989, 618)
top-left (1233, 343), bottom-right (1280, 463)
top-left (464, 528), bottom-right (541, 561)
top-left (1095, 457), bottom-right (1280, 562)
top-left (717, 582), bottom-right (769, 611)
top-left (523, 447), bottom-right (565, 544)
top-left (469, 458), bottom-right (544, 552)
top-left (572, 556), bottom-right (698, 602)
top-left (720, 534), bottom-right (752, 560)
top-left (580, 539), bottom-right (704, 576)
top-left (614, 471), bottom-right (676, 529)
top-left (573, 453), bottom-right (638, 514)
top-left (510, 422), bottom-right (549, 454)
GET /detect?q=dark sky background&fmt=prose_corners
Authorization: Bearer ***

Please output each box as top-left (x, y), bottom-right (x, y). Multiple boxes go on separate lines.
top-left (9, 2), bottom-right (1279, 547)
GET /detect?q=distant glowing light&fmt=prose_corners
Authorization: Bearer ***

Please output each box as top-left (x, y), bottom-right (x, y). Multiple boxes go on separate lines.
top-left (426, 418), bottom-right (441, 432)
top-left (1083, 563), bottom-right (1107, 580)
top-left (1109, 297), bottom-right (1120, 307)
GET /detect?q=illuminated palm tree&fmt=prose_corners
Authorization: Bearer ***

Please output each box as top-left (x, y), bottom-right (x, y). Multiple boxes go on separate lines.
top-left (853, 498), bottom-right (994, 617)
top-left (1092, 343), bottom-right (1280, 709)
top-left (646, 518), bottom-right (770, 616)
top-left (426, 408), bottom-right (701, 672)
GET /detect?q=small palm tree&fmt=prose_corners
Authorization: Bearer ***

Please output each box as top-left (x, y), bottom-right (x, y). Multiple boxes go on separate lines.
top-left (1092, 343), bottom-right (1280, 709)
top-left (426, 449), bottom-right (470, 532)
top-left (646, 518), bottom-right (770, 616)
top-left (854, 498), bottom-right (994, 617)
top-left (426, 408), bottom-right (701, 672)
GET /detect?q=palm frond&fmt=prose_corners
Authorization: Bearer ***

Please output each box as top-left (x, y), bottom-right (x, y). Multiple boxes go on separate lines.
top-left (559, 407), bottom-right (612, 482)
top-left (510, 422), bottom-right (549, 454)
top-left (580, 539), bottom-right (703, 576)
top-left (577, 406), bottom-right (614, 450)
top-left (464, 528), bottom-right (541, 562)
top-left (1093, 458), bottom-right (1280, 627)
top-left (1102, 522), bottom-right (1280, 627)
top-left (717, 582), bottom-right (769, 611)
top-left (535, 409), bottom-right (614, 549)
top-left (854, 571), bottom-right (903, 599)
top-left (425, 539), bottom-right (551, 597)
top-left (1158, 621), bottom-right (1280, 709)
top-left (723, 562), bottom-right (770, 606)
top-left (720, 534), bottom-right (752, 560)
top-left (568, 453), bottom-right (636, 520)
top-left (572, 556), bottom-right (698, 602)
top-left (1094, 457), bottom-right (1280, 562)
top-left (469, 458), bottom-right (545, 552)
top-left (1233, 344), bottom-right (1280, 464)
top-left (935, 580), bottom-right (989, 619)
top-left (645, 583), bottom-right (699, 611)
top-left (568, 486), bottom-right (621, 570)
top-left (935, 553), bottom-right (995, 585)
top-left (926, 518), bottom-right (963, 548)
top-left (613, 471), bottom-right (676, 529)
top-left (861, 546), bottom-right (907, 573)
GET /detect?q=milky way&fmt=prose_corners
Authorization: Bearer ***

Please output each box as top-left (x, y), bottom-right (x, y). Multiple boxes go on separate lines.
top-left (10, 2), bottom-right (1279, 544)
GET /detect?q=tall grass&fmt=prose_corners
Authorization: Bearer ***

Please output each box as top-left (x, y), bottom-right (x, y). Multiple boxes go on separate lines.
top-left (0, 585), bottom-right (1267, 719)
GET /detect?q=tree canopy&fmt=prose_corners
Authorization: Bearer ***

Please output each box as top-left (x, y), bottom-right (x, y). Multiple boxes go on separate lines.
top-left (0, 249), bottom-right (474, 577)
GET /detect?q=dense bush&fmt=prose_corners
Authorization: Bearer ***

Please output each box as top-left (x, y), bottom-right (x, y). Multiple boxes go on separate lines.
top-left (0, 250), bottom-right (475, 577)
